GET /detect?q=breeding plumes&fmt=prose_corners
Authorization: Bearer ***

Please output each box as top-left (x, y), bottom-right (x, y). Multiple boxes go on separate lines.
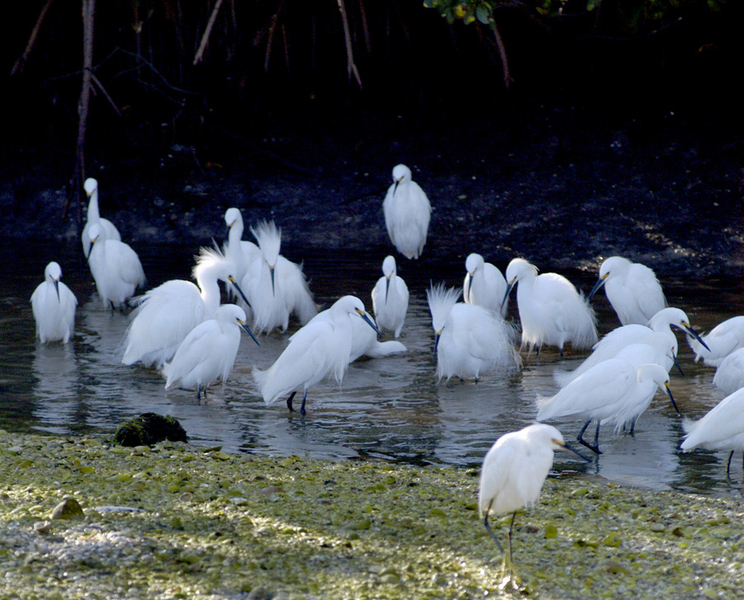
top-left (81, 178), bottom-right (121, 259)
top-left (86, 223), bottom-right (146, 309)
top-left (253, 295), bottom-right (380, 415)
top-left (222, 207), bottom-right (260, 305)
top-left (587, 256), bottom-right (667, 325)
top-left (30, 262), bottom-right (78, 344)
top-left (688, 316), bottom-right (744, 367)
top-left (382, 164), bottom-right (432, 260)
top-left (163, 304), bottom-right (253, 399)
top-left (427, 283), bottom-right (521, 382)
top-left (713, 348), bottom-right (744, 395)
top-left (371, 255), bottom-right (409, 338)
top-left (503, 258), bottom-right (597, 355)
top-left (463, 253), bottom-right (508, 317)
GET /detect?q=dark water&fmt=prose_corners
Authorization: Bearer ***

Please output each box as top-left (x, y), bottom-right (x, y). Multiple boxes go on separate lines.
top-left (3, 240), bottom-right (744, 501)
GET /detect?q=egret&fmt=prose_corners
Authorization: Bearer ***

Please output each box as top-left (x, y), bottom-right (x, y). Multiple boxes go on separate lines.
top-left (86, 223), bottom-right (146, 309)
top-left (382, 164), bottom-right (431, 260)
top-left (81, 178), bottom-right (121, 258)
top-left (371, 255), bottom-right (409, 338)
top-left (463, 253), bottom-right (508, 317)
top-left (163, 304), bottom-right (253, 399)
top-left (122, 247), bottom-right (257, 368)
top-left (427, 283), bottom-right (521, 382)
top-left (687, 316), bottom-right (744, 367)
top-left (242, 220), bottom-right (318, 334)
top-left (587, 256), bottom-right (666, 326)
top-left (713, 348), bottom-right (744, 395)
top-left (503, 258), bottom-right (598, 356)
top-left (30, 262), bottom-right (78, 344)
top-left (479, 423), bottom-right (584, 586)
top-left (253, 295), bottom-right (380, 415)
top-left (681, 388), bottom-right (744, 476)
top-left (222, 207), bottom-right (260, 308)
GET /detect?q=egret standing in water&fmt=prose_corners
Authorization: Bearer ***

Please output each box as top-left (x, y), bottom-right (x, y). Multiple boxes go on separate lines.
top-left (479, 423), bottom-right (584, 587)
top-left (82, 178), bottom-right (121, 259)
top-left (253, 295), bottom-right (380, 415)
top-left (30, 262), bottom-right (78, 344)
top-left (687, 315), bottom-right (744, 367)
top-left (427, 283), bottom-right (521, 382)
top-left (86, 223), bottom-right (146, 309)
top-left (382, 164), bottom-right (431, 260)
top-left (222, 207), bottom-right (260, 309)
top-left (503, 258), bottom-right (597, 356)
top-left (371, 255), bottom-right (409, 338)
top-left (463, 253), bottom-right (509, 317)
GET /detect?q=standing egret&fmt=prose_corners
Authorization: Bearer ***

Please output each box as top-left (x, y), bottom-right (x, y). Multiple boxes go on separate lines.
top-left (222, 207), bottom-right (260, 309)
top-left (371, 255), bottom-right (409, 338)
top-left (163, 304), bottom-right (254, 399)
top-left (253, 295), bottom-right (380, 415)
top-left (681, 388), bottom-right (744, 476)
top-left (713, 348), bottom-right (744, 395)
top-left (687, 316), bottom-right (744, 367)
top-left (479, 423), bottom-right (584, 586)
top-left (587, 256), bottom-right (667, 325)
top-left (463, 253), bottom-right (508, 317)
top-left (30, 262), bottom-right (78, 344)
top-left (503, 258), bottom-right (597, 356)
top-left (87, 223), bottom-right (146, 309)
top-left (382, 164), bottom-right (431, 260)
top-left (81, 178), bottom-right (121, 259)
top-left (427, 283), bottom-right (521, 382)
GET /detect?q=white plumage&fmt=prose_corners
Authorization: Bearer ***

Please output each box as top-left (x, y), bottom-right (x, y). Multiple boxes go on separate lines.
top-left (81, 178), bottom-right (121, 259)
top-left (463, 253), bottom-right (508, 317)
top-left (222, 207), bottom-right (261, 309)
top-left (713, 348), bottom-right (744, 395)
top-left (688, 316), bottom-right (744, 367)
top-left (30, 262), bottom-right (78, 344)
top-left (382, 164), bottom-right (431, 260)
top-left (371, 255), bottom-right (409, 338)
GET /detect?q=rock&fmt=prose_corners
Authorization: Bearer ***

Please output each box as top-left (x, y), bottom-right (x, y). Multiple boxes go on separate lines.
top-left (113, 413), bottom-right (188, 447)
top-left (50, 497), bottom-right (84, 520)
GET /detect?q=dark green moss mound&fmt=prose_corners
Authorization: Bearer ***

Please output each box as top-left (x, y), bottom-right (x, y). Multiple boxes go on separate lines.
top-left (113, 413), bottom-right (188, 447)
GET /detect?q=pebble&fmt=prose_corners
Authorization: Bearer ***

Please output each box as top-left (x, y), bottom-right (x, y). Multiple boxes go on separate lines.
top-left (50, 497), bottom-right (84, 520)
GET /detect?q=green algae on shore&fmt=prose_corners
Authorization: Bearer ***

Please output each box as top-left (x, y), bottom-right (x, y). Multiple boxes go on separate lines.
top-left (0, 430), bottom-right (742, 599)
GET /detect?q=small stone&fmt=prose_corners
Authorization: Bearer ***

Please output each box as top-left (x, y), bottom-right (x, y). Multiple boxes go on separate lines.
top-left (604, 560), bottom-right (629, 575)
top-left (34, 521), bottom-right (53, 534)
top-left (544, 525), bottom-right (558, 539)
top-left (50, 497), bottom-right (84, 520)
top-left (247, 588), bottom-right (273, 600)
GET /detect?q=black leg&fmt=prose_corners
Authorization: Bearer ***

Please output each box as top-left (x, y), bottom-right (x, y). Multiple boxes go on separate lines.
top-left (286, 391), bottom-right (297, 412)
top-left (300, 389), bottom-right (308, 416)
top-left (506, 511), bottom-right (517, 566)
top-left (726, 450), bottom-right (734, 479)
top-left (577, 419), bottom-right (602, 454)
top-left (483, 501), bottom-right (504, 553)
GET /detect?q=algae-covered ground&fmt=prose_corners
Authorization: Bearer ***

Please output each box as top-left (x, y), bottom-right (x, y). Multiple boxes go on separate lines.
top-left (0, 429), bottom-right (742, 600)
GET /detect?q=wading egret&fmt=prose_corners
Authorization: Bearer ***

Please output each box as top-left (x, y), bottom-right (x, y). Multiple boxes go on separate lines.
top-left (87, 223), bottom-right (146, 309)
top-left (81, 178), bottom-right (121, 259)
top-left (503, 258), bottom-right (597, 356)
top-left (222, 207), bottom-right (260, 308)
top-left (427, 283), bottom-right (521, 382)
top-left (253, 295), bottom-right (380, 415)
top-left (463, 253), bottom-right (508, 317)
top-left (163, 304), bottom-right (253, 399)
top-left (371, 255), bottom-right (409, 338)
top-left (587, 256), bottom-right (667, 325)
top-left (479, 423), bottom-right (584, 586)
top-left (681, 388), bottom-right (744, 476)
top-left (30, 262), bottom-right (78, 344)
top-left (382, 164), bottom-right (431, 260)
top-left (713, 348), bottom-right (744, 395)
top-left (687, 316), bottom-right (744, 367)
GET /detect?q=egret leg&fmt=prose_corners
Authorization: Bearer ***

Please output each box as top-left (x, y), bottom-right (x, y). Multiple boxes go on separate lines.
top-left (197, 384), bottom-right (202, 400)
top-left (500, 512), bottom-right (522, 589)
top-left (726, 450), bottom-right (734, 480)
top-left (286, 392), bottom-right (297, 412)
top-left (629, 416), bottom-right (638, 435)
top-left (577, 419), bottom-right (602, 454)
top-left (483, 506), bottom-right (504, 553)
top-left (300, 390), bottom-right (308, 416)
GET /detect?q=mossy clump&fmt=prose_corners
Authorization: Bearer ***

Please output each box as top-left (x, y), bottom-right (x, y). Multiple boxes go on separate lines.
top-left (112, 413), bottom-right (188, 447)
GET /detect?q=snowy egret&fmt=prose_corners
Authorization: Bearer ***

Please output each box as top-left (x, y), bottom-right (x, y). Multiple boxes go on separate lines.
top-left (713, 348), bottom-right (744, 395)
top-left (382, 164), bottom-right (431, 260)
top-left (687, 316), bottom-right (744, 367)
top-left (86, 223), bottom-right (146, 309)
top-left (253, 295), bottom-right (380, 415)
top-left (163, 304), bottom-right (253, 399)
top-left (30, 262), bottom-right (78, 344)
top-left (587, 256), bottom-right (667, 326)
top-left (479, 423), bottom-right (584, 585)
top-left (222, 207), bottom-right (260, 307)
top-left (122, 247), bottom-right (257, 368)
top-left (81, 178), bottom-right (121, 259)
top-left (503, 258), bottom-right (597, 356)
top-left (463, 253), bottom-right (508, 317)
top-left (681, 388), bottom-right (744, 476)
top-left (371, 255), bottom-right (409, 338)
top-left (427, 283), bottom-right (521, 382)
top-left (241, 220), bottom-right (318, 334)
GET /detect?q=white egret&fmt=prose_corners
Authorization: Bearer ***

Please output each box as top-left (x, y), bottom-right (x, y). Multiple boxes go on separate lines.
top-left (371, 255), bottom-right (409, 338)
top-left (222, 207), bottom-right (260, 307)
top-left (479, 423), bottom-right (584, 586)
top-left (30, 262), bottom-right (78, 344)
top-left (427, 283), bottom-right (521, 382)
top-left (382, 164), bottom-right (431, 260)
top-left (163, 304), bottom-right (253, 399)
top-left (87, 223), bottom-right (146, 309)
top-left (253, 295), bottom-right (380, 415)
top-left (713, 348), bottom-right (744, 395)
top-left (242, 220), bottom-right (318, 334)
top-left (122, 247), bottom-right (257, 368)
top-left (687, 316), bottom-right (744, 367)
top-left (681, 388), bottom-right (744, 476)
top-left (81, 178), bottom-right (121, 258)
top-left (503, 258), bottom-right (597, 356)
top-left (587, 256), bottom-right (667, 325)
top-left (463, 253), bottom-right (508, 317)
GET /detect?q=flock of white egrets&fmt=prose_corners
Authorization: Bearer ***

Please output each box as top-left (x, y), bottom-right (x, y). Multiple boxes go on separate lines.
top-left (29, 164), bottom-right (744, 582)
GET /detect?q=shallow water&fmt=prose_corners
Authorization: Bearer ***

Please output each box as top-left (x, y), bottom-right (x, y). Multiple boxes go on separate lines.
top-left (3, 240), bottom-right (744, 501)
